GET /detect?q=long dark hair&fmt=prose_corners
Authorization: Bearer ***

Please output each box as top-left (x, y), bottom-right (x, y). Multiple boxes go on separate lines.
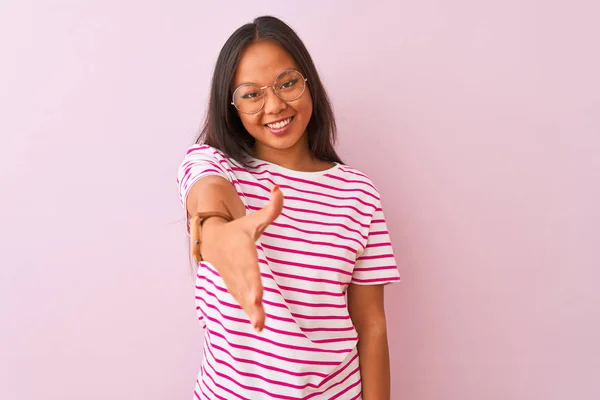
top-left (196, 16), bottom-right (343, 165)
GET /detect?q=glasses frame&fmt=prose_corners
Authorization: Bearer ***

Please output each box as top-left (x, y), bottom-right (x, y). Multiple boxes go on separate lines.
top-left (231, 69), bottom-right (308, 115)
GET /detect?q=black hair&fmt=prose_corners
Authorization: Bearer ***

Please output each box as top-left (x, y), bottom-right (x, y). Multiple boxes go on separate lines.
top-left (196, 15), bottom-right (343, 165)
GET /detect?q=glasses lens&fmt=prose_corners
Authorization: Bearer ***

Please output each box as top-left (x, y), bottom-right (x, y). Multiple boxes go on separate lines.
top-left (233, 84), bottom-right (264, 114)
top-left (274, 70), bottom-right (305, 101)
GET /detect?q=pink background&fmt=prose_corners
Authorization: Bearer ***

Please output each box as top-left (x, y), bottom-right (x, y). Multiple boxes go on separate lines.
top-left (1, 1), bottom-right (599, 399)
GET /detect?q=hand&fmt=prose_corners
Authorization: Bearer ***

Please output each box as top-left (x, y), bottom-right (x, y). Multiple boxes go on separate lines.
top-left (192, 185), bottom-right (283, 332)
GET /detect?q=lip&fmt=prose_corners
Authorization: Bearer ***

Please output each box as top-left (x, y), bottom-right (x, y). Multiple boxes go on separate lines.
top-left (265, 116), bottom-right (294, 135)
top-left (264, 116), bottom-right (294, 126)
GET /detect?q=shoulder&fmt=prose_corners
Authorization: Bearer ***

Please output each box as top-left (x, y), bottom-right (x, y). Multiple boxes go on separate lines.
top-left (330, 163), bottom-right (382, 204)
top-left (183, 143), bottom-right (241, 167)
top-left (185, 143), bottom-right (225, 159)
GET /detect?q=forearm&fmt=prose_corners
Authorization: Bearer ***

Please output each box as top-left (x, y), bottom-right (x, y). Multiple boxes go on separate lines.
top-left (347, 284), bottom-right (391, 399)
top-left (357, 324), bottom-right (391, 399)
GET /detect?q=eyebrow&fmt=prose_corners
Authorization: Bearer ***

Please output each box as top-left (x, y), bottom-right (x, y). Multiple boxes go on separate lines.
top-left (235, 67), bottom-right (298, 87)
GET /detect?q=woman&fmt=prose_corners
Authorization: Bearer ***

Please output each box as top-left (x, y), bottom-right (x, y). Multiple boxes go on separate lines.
top-left (177, 15), bottom-right (400, 399)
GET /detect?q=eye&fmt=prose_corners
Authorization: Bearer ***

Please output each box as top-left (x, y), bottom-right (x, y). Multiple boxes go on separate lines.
top-left (241, 92), bottom-right (261, 99)
top-left (279, 79), bottom-right (298, 90)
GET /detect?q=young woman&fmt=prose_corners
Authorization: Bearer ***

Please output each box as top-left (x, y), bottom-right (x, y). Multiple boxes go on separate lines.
top-left (177, 15), bottom-right (400, 399)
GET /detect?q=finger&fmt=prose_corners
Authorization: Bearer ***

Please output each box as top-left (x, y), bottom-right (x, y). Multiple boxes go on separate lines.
top-left (249, 303), bottom-right (266, 332)
top-left (242, 286), bottom-right (265, 332)
top-left (244, 185), bottom-right (284, 240)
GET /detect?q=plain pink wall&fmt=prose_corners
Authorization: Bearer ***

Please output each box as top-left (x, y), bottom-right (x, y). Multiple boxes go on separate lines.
top-left (1, 1), bottom-right (598, 399)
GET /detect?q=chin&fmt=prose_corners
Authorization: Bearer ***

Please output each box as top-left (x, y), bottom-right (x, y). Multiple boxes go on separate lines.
top-left (250, 125), bottom-right (306, 149)
top-left (264, 132), bottom-right (306, 150)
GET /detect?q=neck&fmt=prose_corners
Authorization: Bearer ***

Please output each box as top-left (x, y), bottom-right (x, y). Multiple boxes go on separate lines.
top-left (253, 134), bottom-right (330, 172)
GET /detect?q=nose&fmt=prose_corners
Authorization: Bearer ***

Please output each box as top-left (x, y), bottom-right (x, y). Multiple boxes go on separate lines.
top-left (262, 87), bottom-right (287, 115)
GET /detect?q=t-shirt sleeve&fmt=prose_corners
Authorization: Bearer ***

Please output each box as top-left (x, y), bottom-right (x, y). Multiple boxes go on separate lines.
top-left (351, 200), bottom-right (401, 285)
top-left (176, 144), bottom-right (231, 236)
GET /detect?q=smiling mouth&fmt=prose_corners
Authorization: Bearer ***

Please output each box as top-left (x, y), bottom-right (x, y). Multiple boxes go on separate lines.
top-left (264, 116), bottom-right (294, 129)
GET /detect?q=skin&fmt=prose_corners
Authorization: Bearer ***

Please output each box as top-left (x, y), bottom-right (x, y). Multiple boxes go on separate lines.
top-left (348, 284), bottom-right (391, 399)
top-left (187, 40), bottom-right (392, 399)
top-left (232, 40), bottom-right (332, 172)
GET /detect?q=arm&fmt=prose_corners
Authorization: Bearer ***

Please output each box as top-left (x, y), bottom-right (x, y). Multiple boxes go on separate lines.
top-left (185, 175), bottom-right (247, 240)
top-left (347, 284), bottom-right (391, 400)
top-left (186, 175), bottom-right (247, 218)
top-left (184, 175), bottom-right (283, 331)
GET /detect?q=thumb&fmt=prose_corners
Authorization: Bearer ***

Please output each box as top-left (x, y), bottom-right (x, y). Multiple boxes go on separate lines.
top-left (244, 185), bottom-right (284, 240)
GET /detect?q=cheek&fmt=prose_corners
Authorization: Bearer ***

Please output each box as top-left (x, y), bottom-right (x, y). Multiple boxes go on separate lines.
top-left (304, 100), bottom-right (313, 118)
top-left (297, 92), bottom-right (313, 121)
top-left (240, 113), bottom-right (261, 125)
top-left (239, 114), bottom-right (264, 135)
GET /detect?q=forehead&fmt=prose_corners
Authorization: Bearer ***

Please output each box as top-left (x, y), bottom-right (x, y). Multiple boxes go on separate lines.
top-left (233, 41), bottom-right (299, 86)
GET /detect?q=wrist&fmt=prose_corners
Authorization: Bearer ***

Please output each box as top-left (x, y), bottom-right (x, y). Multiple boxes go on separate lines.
top-left (190, 211), bottom-right (234, 262)
top-left (201, 215), bottom-right (229, 237)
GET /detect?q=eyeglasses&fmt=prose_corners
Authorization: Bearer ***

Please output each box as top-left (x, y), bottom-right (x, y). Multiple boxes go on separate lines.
top-left (231, 69), bottom-right (308, 114)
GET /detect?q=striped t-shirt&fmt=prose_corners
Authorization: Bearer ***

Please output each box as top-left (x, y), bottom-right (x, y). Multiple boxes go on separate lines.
top-left (177, 144), bottom-right (400, 399)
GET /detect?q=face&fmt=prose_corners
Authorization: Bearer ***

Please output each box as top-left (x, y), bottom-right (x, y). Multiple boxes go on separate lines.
top-left (232, 41), bottom-right (313, 158)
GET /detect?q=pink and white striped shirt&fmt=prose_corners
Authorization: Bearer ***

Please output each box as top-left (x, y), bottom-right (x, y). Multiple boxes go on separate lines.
top-left (177, 144), bottom-right (400, 399)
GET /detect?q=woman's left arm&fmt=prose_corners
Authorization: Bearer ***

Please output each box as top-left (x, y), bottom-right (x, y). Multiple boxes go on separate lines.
top-left (347, 283), bottom-right (391, 400)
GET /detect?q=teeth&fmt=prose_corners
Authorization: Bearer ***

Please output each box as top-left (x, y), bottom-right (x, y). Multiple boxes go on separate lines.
top-left (267, 117), bottom-right (291, 129)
